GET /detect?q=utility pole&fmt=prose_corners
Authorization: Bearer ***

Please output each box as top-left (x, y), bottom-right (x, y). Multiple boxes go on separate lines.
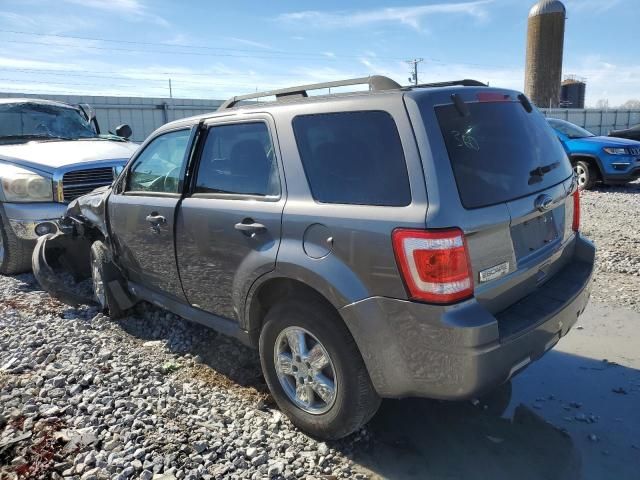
top-left (406, 58), bottom-right (424, 86)
top-left (168, 78), bottom-right (173, 99)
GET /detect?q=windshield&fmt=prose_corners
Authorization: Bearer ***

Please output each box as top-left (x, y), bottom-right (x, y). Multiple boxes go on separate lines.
top-left (548, 119), bottom-right (595, 139)
top-left (0, 102), bottom-right (98, 142)
top-left (431, 100), bottom-right (573, 209)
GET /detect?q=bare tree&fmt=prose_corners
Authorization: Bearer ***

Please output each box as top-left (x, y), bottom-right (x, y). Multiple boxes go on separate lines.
top-left (595, 99), bottom-right (610, 109)
top-left (621, 99), bottom-right (640, 109)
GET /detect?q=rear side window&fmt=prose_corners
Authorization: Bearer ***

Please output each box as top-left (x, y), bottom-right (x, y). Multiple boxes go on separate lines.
top-left (195, 122), bottom-right (279, 197)
top-left (432, 101), bottom-right (573, 209)
top-left (293, 111), bottom-right (411, 206)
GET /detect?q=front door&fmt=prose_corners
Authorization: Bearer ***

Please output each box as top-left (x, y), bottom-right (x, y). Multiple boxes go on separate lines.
top-left (177, 117), bottom-right (285, 320)
top-left (108, 128), bottom-right (193, 300)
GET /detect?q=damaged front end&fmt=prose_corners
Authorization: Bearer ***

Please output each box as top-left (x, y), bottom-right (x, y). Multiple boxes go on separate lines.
top-left (32, 186), bottom-right (112, 306)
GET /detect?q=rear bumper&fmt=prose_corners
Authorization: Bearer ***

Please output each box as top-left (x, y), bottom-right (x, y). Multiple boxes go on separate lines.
top-left (3, 202), bottom-right (65, 240)
top-left (340, 235), bottom-right (595, 400)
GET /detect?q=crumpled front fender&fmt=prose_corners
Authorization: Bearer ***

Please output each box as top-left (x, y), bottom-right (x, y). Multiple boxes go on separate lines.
top-left (32, 232), bottom-right (95, 307)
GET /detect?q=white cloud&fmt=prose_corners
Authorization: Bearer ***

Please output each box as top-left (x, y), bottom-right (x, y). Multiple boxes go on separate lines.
top-left (276, 1), bottom-right (492, 30)
top-left (226, 37), bottom-right (273, 50)
top-left (61, 0), bottom-right (169, 26)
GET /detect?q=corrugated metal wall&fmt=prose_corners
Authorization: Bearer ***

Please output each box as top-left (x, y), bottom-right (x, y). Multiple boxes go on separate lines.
top-left (1, 92), bottom-right (638, 140)
top-left (0, 92), bottom-right (223, 142)
top-left (541, 108), bottom-right (640, 135)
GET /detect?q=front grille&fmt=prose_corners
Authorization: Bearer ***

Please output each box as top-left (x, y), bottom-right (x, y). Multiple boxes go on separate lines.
top-left (628, 147), bottom-right (640, 156)
top-left (62, 167), bottom-right (115, 202)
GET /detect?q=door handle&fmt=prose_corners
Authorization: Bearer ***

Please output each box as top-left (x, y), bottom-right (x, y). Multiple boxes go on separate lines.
top-left (146, 214), bottom-right (166, 225)
top-left (235, 221), bottom-right (266, 237)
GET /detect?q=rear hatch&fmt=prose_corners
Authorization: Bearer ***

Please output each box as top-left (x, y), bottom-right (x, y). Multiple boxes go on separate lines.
top-left (407, 88), bottom-right (577, 318)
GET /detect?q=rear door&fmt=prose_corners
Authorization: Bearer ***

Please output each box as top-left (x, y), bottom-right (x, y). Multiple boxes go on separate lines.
top-left (108, 127), bottom-right (194, 300)
top-left (409, 90), bottom-right (576, 313)
top-left (176, 116), bottom-right (285, 320)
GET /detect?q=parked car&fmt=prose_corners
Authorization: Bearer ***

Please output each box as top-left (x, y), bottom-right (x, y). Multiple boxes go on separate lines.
top-left (33, 77), bottom-right (594, 440)
top-left (0, 98), bottom-right (139, 274)
top-left (609, 124), bottom-right (640, 142)
top-left (547, 118), bottom-right (640, 190)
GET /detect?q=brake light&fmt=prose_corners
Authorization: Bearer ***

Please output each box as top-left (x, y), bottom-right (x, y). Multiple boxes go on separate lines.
top-left (476, 92), bottom-right (511, 102)
top-left (392, 228), bottom-right (474, 304)
top-left (572, 188), bottom-right (580, 232)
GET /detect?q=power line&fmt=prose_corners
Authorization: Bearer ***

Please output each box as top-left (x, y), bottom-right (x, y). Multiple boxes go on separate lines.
top-left (0, 29), bottom-right (511, 68)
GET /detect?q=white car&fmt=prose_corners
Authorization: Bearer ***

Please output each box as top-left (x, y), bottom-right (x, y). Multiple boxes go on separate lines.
top-left (0, 98), bottom-right (139, 274)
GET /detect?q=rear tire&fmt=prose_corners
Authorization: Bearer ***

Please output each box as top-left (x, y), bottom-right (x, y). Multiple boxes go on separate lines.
top-left (574, 160), bottom-right (597, 190)
top-left (0, 206), bottom-right (33, 275)
top-left (90, 240), bottom-right (126, 318)
top-left (259, 299), bottom-right (380, 440)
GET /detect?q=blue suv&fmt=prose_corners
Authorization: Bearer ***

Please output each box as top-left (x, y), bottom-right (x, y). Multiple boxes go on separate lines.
top-left (548, 118), bottom-right (640, 189)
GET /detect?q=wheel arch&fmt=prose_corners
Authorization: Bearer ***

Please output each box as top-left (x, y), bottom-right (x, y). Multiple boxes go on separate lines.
top-left (244, 274), bottom-right (351, 347)
top-left (569, 153), bottom-right (603, 180)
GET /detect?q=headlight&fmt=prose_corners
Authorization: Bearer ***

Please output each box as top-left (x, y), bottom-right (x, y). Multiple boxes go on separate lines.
top-left (1, 165), bottom-right (53, 202)
top-left (603, 147), bottom-right (628, 155)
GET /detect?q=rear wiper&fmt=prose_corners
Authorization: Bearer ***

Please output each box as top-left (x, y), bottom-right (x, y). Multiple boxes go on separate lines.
top-left (530, 162), bottom-right (560, 178)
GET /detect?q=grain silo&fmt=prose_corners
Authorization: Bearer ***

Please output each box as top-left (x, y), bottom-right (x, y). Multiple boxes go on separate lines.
top-left (524, 0), bottom-right (566, 108)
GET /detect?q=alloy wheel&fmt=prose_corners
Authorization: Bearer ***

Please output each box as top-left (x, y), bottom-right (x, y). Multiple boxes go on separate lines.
top-left (575, 164), bottom-right (587, 188)
top-left (274, 326), bottom-right (337, 414)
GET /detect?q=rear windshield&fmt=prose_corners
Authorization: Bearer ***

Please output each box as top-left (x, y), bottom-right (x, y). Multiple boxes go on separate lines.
top-left (432, 101), bottom-right (572, 209)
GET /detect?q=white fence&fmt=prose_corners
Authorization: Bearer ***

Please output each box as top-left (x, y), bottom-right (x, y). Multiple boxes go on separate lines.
top-left (2, 92), bottom-right (638, 141)
top-left (541, 108), bottom-right (640, 136)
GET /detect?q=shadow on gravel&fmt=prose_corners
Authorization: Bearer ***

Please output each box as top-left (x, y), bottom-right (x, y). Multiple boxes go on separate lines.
top-left (113, 303), bottom-right (268, 398)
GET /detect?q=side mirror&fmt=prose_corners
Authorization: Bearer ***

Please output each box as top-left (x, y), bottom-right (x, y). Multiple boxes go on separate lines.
top-left (115, 124), bottom-right (132, 139)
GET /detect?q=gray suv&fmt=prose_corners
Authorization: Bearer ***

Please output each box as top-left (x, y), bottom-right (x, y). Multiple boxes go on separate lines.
top-left (33, 76), bottom-right (595, 440)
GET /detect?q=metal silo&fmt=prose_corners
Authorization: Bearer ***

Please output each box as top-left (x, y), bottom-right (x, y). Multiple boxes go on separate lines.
top-left (525, 0), bottom-right (566, 108)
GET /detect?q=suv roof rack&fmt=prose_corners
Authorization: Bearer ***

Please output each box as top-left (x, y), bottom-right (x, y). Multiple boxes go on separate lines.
top-left (217, 75), bottom-right (402, 110)
top-left (414, 79), bottom-right (487, 88)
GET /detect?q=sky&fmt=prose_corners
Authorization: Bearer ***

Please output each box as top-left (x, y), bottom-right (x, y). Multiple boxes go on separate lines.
top-left (0, 0), bottom-right (637, 107)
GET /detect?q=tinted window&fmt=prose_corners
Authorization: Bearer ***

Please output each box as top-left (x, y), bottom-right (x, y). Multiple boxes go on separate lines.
top-left (432, 101), bottom-right (573, 209)
top-left (127, 129), bottom-right (191, 194)
top-left (195, 122), bottom-right (279, 197)
top-left (293, 111), bottom-right (411, 206)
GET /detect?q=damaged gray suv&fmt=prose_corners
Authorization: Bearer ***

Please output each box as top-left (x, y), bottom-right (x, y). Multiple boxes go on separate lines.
top-left (33, 76), bottom-right (595, 440)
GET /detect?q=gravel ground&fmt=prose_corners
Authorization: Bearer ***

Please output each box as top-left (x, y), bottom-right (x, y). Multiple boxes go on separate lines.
top-left (0, 278), bottom-right (370, 479)
top-left (1, 181), bottom-right (638, 479)
top-left (580, 181), bottom-right (640, 311)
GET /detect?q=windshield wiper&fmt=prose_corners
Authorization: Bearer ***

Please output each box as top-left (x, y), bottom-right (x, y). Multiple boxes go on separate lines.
top-left (0, 134), bottom-right (74, 141)
top-left (530, 162), bottom-right (560, 178)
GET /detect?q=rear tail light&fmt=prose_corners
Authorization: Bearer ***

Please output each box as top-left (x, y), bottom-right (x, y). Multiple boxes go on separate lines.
top-left (392, 228), bottom-right (474, 304)
top-left (572, 188), bottom-right (580, 232)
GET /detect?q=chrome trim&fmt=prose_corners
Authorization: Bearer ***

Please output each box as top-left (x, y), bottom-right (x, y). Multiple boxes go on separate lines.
top-left (51, 159), bottom-right (127, 203)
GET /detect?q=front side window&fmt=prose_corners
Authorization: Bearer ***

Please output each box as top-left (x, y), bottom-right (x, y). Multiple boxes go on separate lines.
top-left (195, 122), bottom-right (279, 197)
top-left (292, 111), bottom-right (411, 206)
top-left (127, 129), bottom-right (191, 194)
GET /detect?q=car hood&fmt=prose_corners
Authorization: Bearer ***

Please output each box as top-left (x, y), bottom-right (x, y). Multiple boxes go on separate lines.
top-left (0, 139), bottom-right (139, 174)
top-left (573, 136), bottom-right (640, 147)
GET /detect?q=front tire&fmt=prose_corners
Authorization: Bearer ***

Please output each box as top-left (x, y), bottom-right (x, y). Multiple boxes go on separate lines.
top-left (574, 160), bottom-right (597, 190)
top-left (259, 299), bottom-right (380, 440)
top-left (90, 240), bottom-right (126, 318)
top-left (0, 206), bottom-right (33, 275)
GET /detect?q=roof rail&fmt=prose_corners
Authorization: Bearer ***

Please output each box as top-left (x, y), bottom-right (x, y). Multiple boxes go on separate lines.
top-left (217, 75), bottom-right (402, 110)
top-left (414, 79), bottom-right (487, 88)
